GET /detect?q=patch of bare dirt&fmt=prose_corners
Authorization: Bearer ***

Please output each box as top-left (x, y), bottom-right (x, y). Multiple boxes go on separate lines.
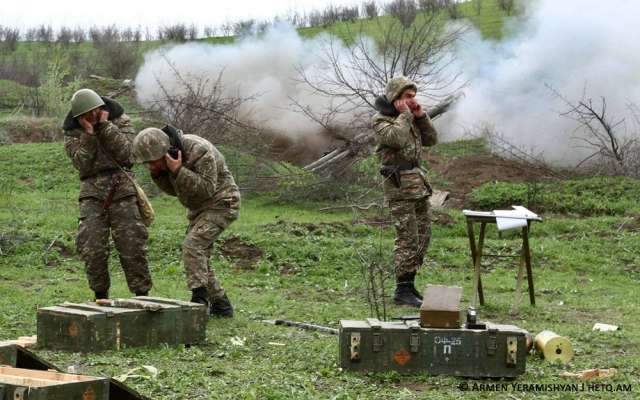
top-left (620, 215), bottom-right (640, 232)
top-left (264, 221), bottom-right (351, 236)
top-left (428, 153), bottom-right (553, 208)
top-left (3, 116), bottom-right (62, 144)
top-left (219, 235), bottom-right (264, 270)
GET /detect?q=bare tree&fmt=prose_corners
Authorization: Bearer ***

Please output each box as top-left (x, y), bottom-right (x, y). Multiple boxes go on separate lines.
top-left (551, 85), bottom-right (640, 177)
top-left (0, 27), bottom-right (20, 52)
top-left (363, 1), bottom-right (379, 19)
top-left (187, 24), bottom-right (199, 41)
top-left (296, 11), bottom-right (465, 174)
top-left (203, 25), bottom-right (217, 38)
top-left (418, 0), bottom-right (443, 13)
top-left (36, 25), bottom-right (54, 42)
top-left (385, 0), bottom-right (418, 28)
top-left (56, 27), bottom-right (73, 46)
top-left (233, 19), bottom-right (256, 36)
top-left (72, 27), bottom-right (86, 43)
top-left (159, 24), bottom-right (188, 42)
top-left (298, 13), bottom-right (464, 110)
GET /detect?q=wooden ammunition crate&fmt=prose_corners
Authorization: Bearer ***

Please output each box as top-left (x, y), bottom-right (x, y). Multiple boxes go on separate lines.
top-left (420, 285), bottom-right (462, 328)
top-left (37, 297), bottom-right (207, 352)
top-left (0, 366), bottom-right (109, 400)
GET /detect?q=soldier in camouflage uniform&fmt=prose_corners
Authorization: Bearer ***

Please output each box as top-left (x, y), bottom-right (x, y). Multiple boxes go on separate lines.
top-left (132, 127), bottom-right (240, 317)
top-left (63, 89), bottom-right (153, 300)
top-left (372, 77), bottom-right (438, 307)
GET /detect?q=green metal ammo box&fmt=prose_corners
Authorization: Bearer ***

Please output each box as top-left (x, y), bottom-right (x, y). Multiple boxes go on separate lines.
top-left (339, 319), bottom-right (426, 373)
top-left (339, 319), bottom-right (527, 377)
top-left (37, 297), bottom-right (207, 352)
top-left (0, 366), bottom-right (109, 400)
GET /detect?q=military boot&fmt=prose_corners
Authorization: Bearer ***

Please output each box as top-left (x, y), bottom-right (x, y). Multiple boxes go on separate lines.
top-left (94, 291), bottom-right (108, 300)
top-left (210, 293), bottom-right (234, 318)
top-left (393, 283), bottom-right (423, 307)
top-left (190, 287), bottom-right (209, 306)
top-left (393, 273), bottom-right (422, 308)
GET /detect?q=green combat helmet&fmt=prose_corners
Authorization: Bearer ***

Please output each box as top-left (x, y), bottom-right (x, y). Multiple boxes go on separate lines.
top-left (132, 127), bottom-right (170, 163)
top-left (70, 88), bottom-right (105, 118)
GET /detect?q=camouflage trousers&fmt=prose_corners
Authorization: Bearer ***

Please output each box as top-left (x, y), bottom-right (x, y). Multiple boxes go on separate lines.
top-left (388, 197), bottom-right (432, 279)
top-left (76, 196), bottom-right (152, 294)
top-left (183, 206), bottom-right (239, 302)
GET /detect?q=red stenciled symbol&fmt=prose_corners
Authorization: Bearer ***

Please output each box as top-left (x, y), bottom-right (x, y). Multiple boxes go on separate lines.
top-left (394, 348), bottom-right (411, 366)
top-left (68, 322), bottom-right (79, 337)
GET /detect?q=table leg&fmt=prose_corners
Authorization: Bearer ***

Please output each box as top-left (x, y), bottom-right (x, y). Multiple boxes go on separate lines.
top-left (523, 222), bottom-right (535, 305)
top-left (477, 223), bottom-right (486, 305)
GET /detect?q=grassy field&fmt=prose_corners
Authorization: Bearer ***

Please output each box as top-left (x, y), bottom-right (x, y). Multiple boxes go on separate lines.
top-left (0, 141), bottom-right (638, 399)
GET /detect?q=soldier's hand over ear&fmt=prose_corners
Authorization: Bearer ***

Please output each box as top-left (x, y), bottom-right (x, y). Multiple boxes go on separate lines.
top-left (78, 115), bottom-right (94, 135)
top-left (98, 109), bottom-right (110, 123)
top-left (412, 103), bottom-right (426, 118)
top-left (165, 150), bottom-right (182, 174)
top-left (394, 99), bottom-right (409, 113)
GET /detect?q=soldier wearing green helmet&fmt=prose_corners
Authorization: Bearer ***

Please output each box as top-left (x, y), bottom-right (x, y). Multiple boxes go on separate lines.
top-left (63, 88), bottom-right (153, 300)
top-left (132, 126), bottom-right (240, 318)
top-left (372, 76), bottom-right (438, 308)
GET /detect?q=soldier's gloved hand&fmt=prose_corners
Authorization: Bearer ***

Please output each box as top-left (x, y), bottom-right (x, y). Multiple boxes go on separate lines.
top-left (394, 98), bottom-right (410, 113)
top-left (165, 150), bottom-right (182, 174)
top-left (78, 115), bottom-right (94, 135)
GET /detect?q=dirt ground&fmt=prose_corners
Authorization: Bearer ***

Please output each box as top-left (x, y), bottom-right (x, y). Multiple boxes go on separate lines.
top-left (219, 235), bottom-right (264, 270)
top-left (428, 153), bottom-right (554, 208)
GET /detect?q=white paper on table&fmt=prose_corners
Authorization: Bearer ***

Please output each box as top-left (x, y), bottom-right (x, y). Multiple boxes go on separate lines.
top-left (493, 206), bottom-right (540, 231)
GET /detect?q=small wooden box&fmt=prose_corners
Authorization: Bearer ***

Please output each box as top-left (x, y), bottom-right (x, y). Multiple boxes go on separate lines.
top-left (0, 366), bottom-right (109, 400)
top-left (37, 297), bottom-right (207, 352)
top-left (419, 285), bottom-right (462, 328)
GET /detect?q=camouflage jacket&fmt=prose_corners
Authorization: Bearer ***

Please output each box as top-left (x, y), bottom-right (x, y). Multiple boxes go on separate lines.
top-left (63, 98), bottom-right (137, 202)
top-left (372, 95), bottom-right (438, 201)
top-left (152, 134), bottom-right (240, 220)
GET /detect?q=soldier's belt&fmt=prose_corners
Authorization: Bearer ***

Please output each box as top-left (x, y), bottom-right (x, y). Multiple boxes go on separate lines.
top-left (379, 161), bottom-right (419, 188)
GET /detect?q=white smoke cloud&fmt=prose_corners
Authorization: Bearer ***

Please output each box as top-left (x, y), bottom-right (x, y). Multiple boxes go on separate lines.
top-left (443, 0), bottom-right (640, 165)
top-left (135, 24), bottom-right (354, 139)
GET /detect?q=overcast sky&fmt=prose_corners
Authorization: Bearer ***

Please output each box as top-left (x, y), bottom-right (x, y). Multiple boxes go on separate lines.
top-left (3, 0), bottom-right (365, 30)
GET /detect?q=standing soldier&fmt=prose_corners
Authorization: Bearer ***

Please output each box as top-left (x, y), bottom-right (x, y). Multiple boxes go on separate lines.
top-left (63, 89), bottom-right (153, 300)
top-left (132, 127), bottom-right (240, 317)
top-left (372, 77), bottom-right (438, 307)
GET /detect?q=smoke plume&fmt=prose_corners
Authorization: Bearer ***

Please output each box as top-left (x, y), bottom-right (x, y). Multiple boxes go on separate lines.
top-left (443, 0), bottom-right (640, 165)
top-left (135, 24), bottom-right (354, 140)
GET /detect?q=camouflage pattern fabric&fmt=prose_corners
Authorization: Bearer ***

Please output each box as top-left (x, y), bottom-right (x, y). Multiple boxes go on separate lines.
top-left (373, 77), bottom-right (438, 278)
top-left (76, 196), bottom-right (152, 294)
top-left (64, 102), bottom-right (152, 295)
top-left (64, 115), bottom-right (138, 201)
top-left (384, 76), bottom-right (418, 103)
top-left (151, 134), bottom-right (241, 220)
top-left (389, 198), bottom-right (432, 278)
top-left (151, 134), bottom-right (241, 302)
top-left (182, 205), bottom-right (239, 301)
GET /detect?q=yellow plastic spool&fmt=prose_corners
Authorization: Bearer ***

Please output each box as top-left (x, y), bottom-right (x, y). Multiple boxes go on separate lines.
top-left (534, 330), bottom-right (574, 364)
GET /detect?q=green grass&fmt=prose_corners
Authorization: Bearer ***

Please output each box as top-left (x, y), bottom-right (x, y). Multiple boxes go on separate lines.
top-left (471, 178), bottom-right (640, 216)
top-left (0, 141), bottom-right (638, 399)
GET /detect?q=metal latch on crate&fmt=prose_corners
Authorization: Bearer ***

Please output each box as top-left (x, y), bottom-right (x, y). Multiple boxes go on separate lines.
top-left (506, 336), bottom-right (518, 366)
top-left (350, 332), bottom-right (361, 361)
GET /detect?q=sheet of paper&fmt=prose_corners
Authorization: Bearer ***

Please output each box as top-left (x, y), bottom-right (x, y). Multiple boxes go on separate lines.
top-left (494, 210), bottom-right (529, 231)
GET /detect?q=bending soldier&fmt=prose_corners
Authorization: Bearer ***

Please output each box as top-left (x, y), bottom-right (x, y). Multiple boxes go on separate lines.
top-left (63, 89), bottom-right (153, 300)
top-left (372, 77), bottom-right (438, 307)
top-left (132, 127), bottom-right (240, 318)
